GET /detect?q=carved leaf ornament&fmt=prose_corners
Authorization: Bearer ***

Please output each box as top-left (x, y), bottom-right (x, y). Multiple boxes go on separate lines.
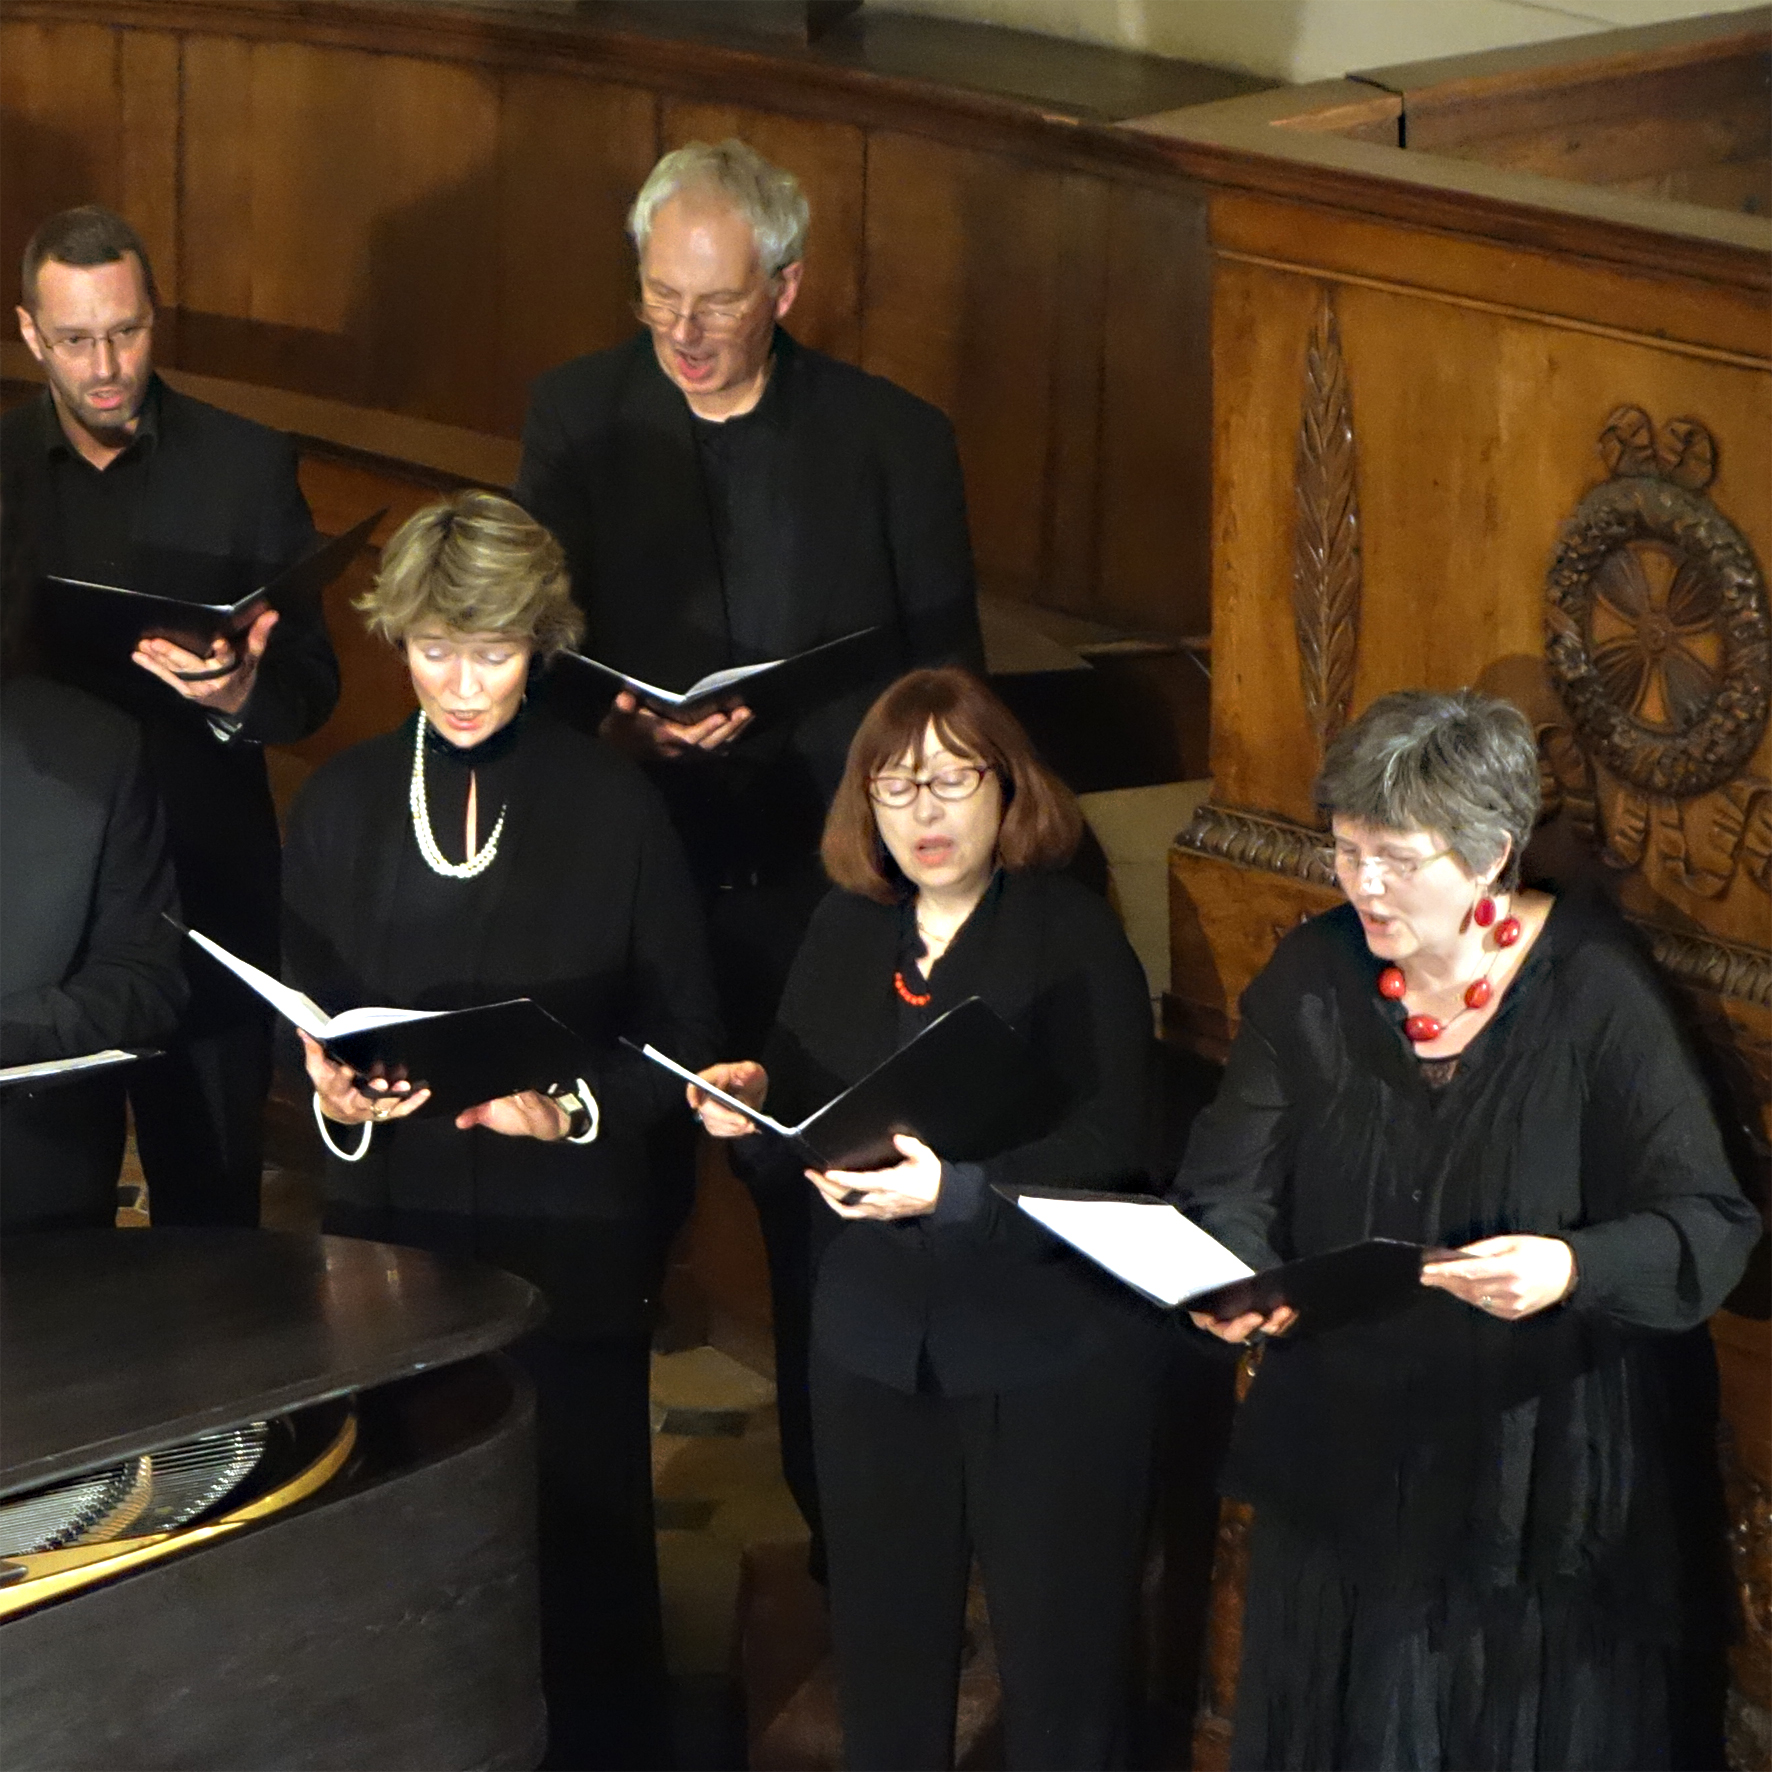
top-left (1546, 408), bottom-right (1769, 802)
top-left (1292, 293), bottom-right (1362, 758)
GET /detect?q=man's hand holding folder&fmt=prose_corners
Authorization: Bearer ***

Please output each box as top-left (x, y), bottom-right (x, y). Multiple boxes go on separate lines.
top-left (603, 690), bottom-right (754, 759)
top-left (134, 605), bottom-right (280, 711)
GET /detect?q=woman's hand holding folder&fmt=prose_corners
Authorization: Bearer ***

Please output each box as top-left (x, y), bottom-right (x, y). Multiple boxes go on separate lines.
top-left (688, 1061), bottom-right (769, 1136)
top-left (811, 1134), bottom-right (942, 1221)
top-left (1188, 1301), bottom-right (1298, 1343)
top-left (299, 1030), bottom-right (431, 1126)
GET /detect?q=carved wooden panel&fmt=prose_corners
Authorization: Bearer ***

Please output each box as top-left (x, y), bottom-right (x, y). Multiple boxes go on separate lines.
top-left (1291, 289), bottom-right (1361, 761)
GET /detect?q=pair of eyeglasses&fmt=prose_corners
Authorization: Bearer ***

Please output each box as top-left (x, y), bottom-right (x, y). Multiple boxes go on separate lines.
top-left (1323, 842), bottom-right (1454, 884)
top-left (867, 765), bottom-right (992, 809)
top-left (42, 320), bottom-right (152, 363)
top-left (633, 296), bottom-right (756, 337)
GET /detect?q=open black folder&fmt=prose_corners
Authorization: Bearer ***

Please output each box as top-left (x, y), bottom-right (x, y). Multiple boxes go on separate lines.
top-left (557, 626), bottom-right (882, 724)
top-left (42, 508), bottom-right (385, 664)
top-left (999, 1186), bottom-right (1451, 1333)
top-left (182, 927), bottom-right (590, 1121)
top-left (632, 996), bottom-right (1047, 1172)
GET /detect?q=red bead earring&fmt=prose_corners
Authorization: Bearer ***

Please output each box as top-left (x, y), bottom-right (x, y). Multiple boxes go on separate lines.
top-left (1473, 895), bottom-right (1497, 928)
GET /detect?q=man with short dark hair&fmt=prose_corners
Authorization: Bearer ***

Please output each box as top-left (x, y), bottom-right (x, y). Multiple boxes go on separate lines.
top-left (1, 204), bottom-right (340, 1228)
top-left (517, 140), bottom-right (984, 1575)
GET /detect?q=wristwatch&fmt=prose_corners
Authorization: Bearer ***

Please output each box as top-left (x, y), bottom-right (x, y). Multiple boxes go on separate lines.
top-left (549, 1082), bottom-right (599, 1145)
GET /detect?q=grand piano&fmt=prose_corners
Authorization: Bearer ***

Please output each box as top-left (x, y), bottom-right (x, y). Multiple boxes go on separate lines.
top-left (0, 1229), bottom-right (547, 1770)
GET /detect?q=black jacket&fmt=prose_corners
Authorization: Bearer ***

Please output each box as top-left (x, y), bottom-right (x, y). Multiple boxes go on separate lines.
top-left (1, 676), bottom-right (185, 1227)
top-left (515, 330), bottom-right (983, 861)
top-left (282, 707), bottom-right (722, 1230)
top-left (740, 871), bottom-right (1158, 1395)
top-left (1, 381), bottom-right (339, 1020)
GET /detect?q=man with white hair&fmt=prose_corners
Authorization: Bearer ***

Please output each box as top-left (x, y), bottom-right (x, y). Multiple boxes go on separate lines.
top-left (517, 138), bottom-right (983, 1571)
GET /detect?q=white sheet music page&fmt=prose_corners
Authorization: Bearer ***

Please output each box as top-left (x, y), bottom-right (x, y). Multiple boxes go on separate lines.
top-left (1015, 1195), bottom-right (1254, 1307)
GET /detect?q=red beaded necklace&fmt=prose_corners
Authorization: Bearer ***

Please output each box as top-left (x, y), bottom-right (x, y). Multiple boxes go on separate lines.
top-left (894, 969), bottom-right (933, 1007)
top-left (1379, 900), bottom-right (1521, 1043)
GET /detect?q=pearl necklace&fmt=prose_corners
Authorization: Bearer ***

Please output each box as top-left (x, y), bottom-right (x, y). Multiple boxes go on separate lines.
top-left (409, 715), bottom-right (506, 880)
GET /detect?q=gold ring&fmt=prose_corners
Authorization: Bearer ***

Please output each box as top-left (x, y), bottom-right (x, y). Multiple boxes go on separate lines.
top-left (1479, 1293), bottom-right (1495, 1308)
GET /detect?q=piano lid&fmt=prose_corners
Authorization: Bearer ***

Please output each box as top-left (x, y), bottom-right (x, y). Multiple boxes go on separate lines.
top-left (0, 1230), bottom-right (544, 1498)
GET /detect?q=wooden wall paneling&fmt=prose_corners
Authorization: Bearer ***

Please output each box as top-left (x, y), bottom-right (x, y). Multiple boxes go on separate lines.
top-left (493, 70), bottom-right (659, 438)
top-left (659, 100), bottom-right (866, 366)
top-left (1403, 51), bottom-right (1770, 189)
top-left (1095, 181), bottom-right (1212, 639)
top-left (1208, 191), bottom-right (1769, 366)
top-left (861, 130), bottom-right (1067, 608)
top-left (179, 33), bottom-right (254, 329)
top-left (279, 455), bottom-right (426, 773)
top-left (1036, 169), bottom-right (1108, 618)
top-left (1611, 156), bottom-right (1772, 216)
top-left (117, 28), bottom-right (180, 308)
top-left (181, 40), bottom-right (504, 429)
top-left (265, 43), bottom-right (502, 429)
top-left (0, 20), bottom-right (121, 312)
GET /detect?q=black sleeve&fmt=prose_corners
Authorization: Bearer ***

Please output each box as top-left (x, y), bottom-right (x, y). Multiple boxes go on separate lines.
top-left (1564, 942), bottom-right (1760, 1331)
top-left (0, 726), bottom-right (187, 1063)
top-left (883, 403), bottom-right (984, 672)
top-left (514, 379), bottom-right (589, 591)
top-left (933, 892), bottom-right (1154, 1247)
top-left (236, 434), bottom-right (338, 747)
top-left (1164, 1009), bottom-right (1294, 1272)
top-left (594, 784), bottom-right (724, 1134)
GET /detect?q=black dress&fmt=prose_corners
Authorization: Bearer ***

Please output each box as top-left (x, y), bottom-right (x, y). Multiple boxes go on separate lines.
top-left (282, 704), bottom-right (721, 1771)
top-left (1173, 894), bottom-right (1760, 1772)
top-left (740, 871), bottom-right (1164, 1770)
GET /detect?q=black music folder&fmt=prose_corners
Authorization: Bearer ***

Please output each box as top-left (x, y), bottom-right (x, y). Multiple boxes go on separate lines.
top-left (557, 626), bottom-right (882, 724)
top-left (633, 996), bottom-right (1048, 1172)
top-left (0, 1049), bottom-right (154, 1095)
top-left (1000, 1186), bottom-right (1450, 1332)
top-left (182, 927), bottom-right (590, 1120)
top-left (42, 508), bottom-right (385, 662)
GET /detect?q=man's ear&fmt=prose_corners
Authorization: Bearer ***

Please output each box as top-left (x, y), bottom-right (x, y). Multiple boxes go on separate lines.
top-left (773, 261), bottom-right (804, 322)
top-left (16, 305), bottom-right (45, 364)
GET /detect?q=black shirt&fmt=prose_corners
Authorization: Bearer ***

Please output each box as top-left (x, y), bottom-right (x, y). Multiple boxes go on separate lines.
top-left (39, 379), bottom-right (160, 586)
top-left (738, 871), bottom-right (1158, 1395)
top-left (689, 359), bottom-right (800, 662)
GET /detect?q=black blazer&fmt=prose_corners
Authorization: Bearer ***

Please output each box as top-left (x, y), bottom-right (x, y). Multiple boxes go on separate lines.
top-left (1, 381), bottom-right (339, 1017)
top-left (742, 871), bottom-right (1158, 1395)
top-left (515, 330), bottom-right (984, 849)
top-left (1, 676), bottom-right (185, 1227)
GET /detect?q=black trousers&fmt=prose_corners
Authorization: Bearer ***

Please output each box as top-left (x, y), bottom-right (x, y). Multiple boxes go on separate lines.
top-left (812, 1339), bottom-right (1157, 1772)
top-left (515, 1333), bottom-right (668, 1772)
top-left (132, 1014), bottom-right (272, 1227)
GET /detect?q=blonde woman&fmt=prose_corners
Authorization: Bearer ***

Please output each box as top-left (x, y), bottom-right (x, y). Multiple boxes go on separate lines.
top-left (283, 490), bottom-right (719, 1769)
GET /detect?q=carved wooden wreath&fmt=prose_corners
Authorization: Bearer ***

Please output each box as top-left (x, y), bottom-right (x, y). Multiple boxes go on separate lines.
top-left (1545, 408), bottom-right (1769, 801)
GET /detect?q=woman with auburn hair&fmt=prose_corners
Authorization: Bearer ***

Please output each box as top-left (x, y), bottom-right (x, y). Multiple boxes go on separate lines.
top-left (282, 489), bottom-right (720, 1769)
top-left (694, 667), bottom-right (1162, 1772)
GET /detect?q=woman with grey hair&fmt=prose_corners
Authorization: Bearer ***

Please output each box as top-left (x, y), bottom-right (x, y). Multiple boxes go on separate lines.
top-left (282, 490), bottom-right (721, 1768)
top-left (1171, 688), bottom-right (1757, 1771)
